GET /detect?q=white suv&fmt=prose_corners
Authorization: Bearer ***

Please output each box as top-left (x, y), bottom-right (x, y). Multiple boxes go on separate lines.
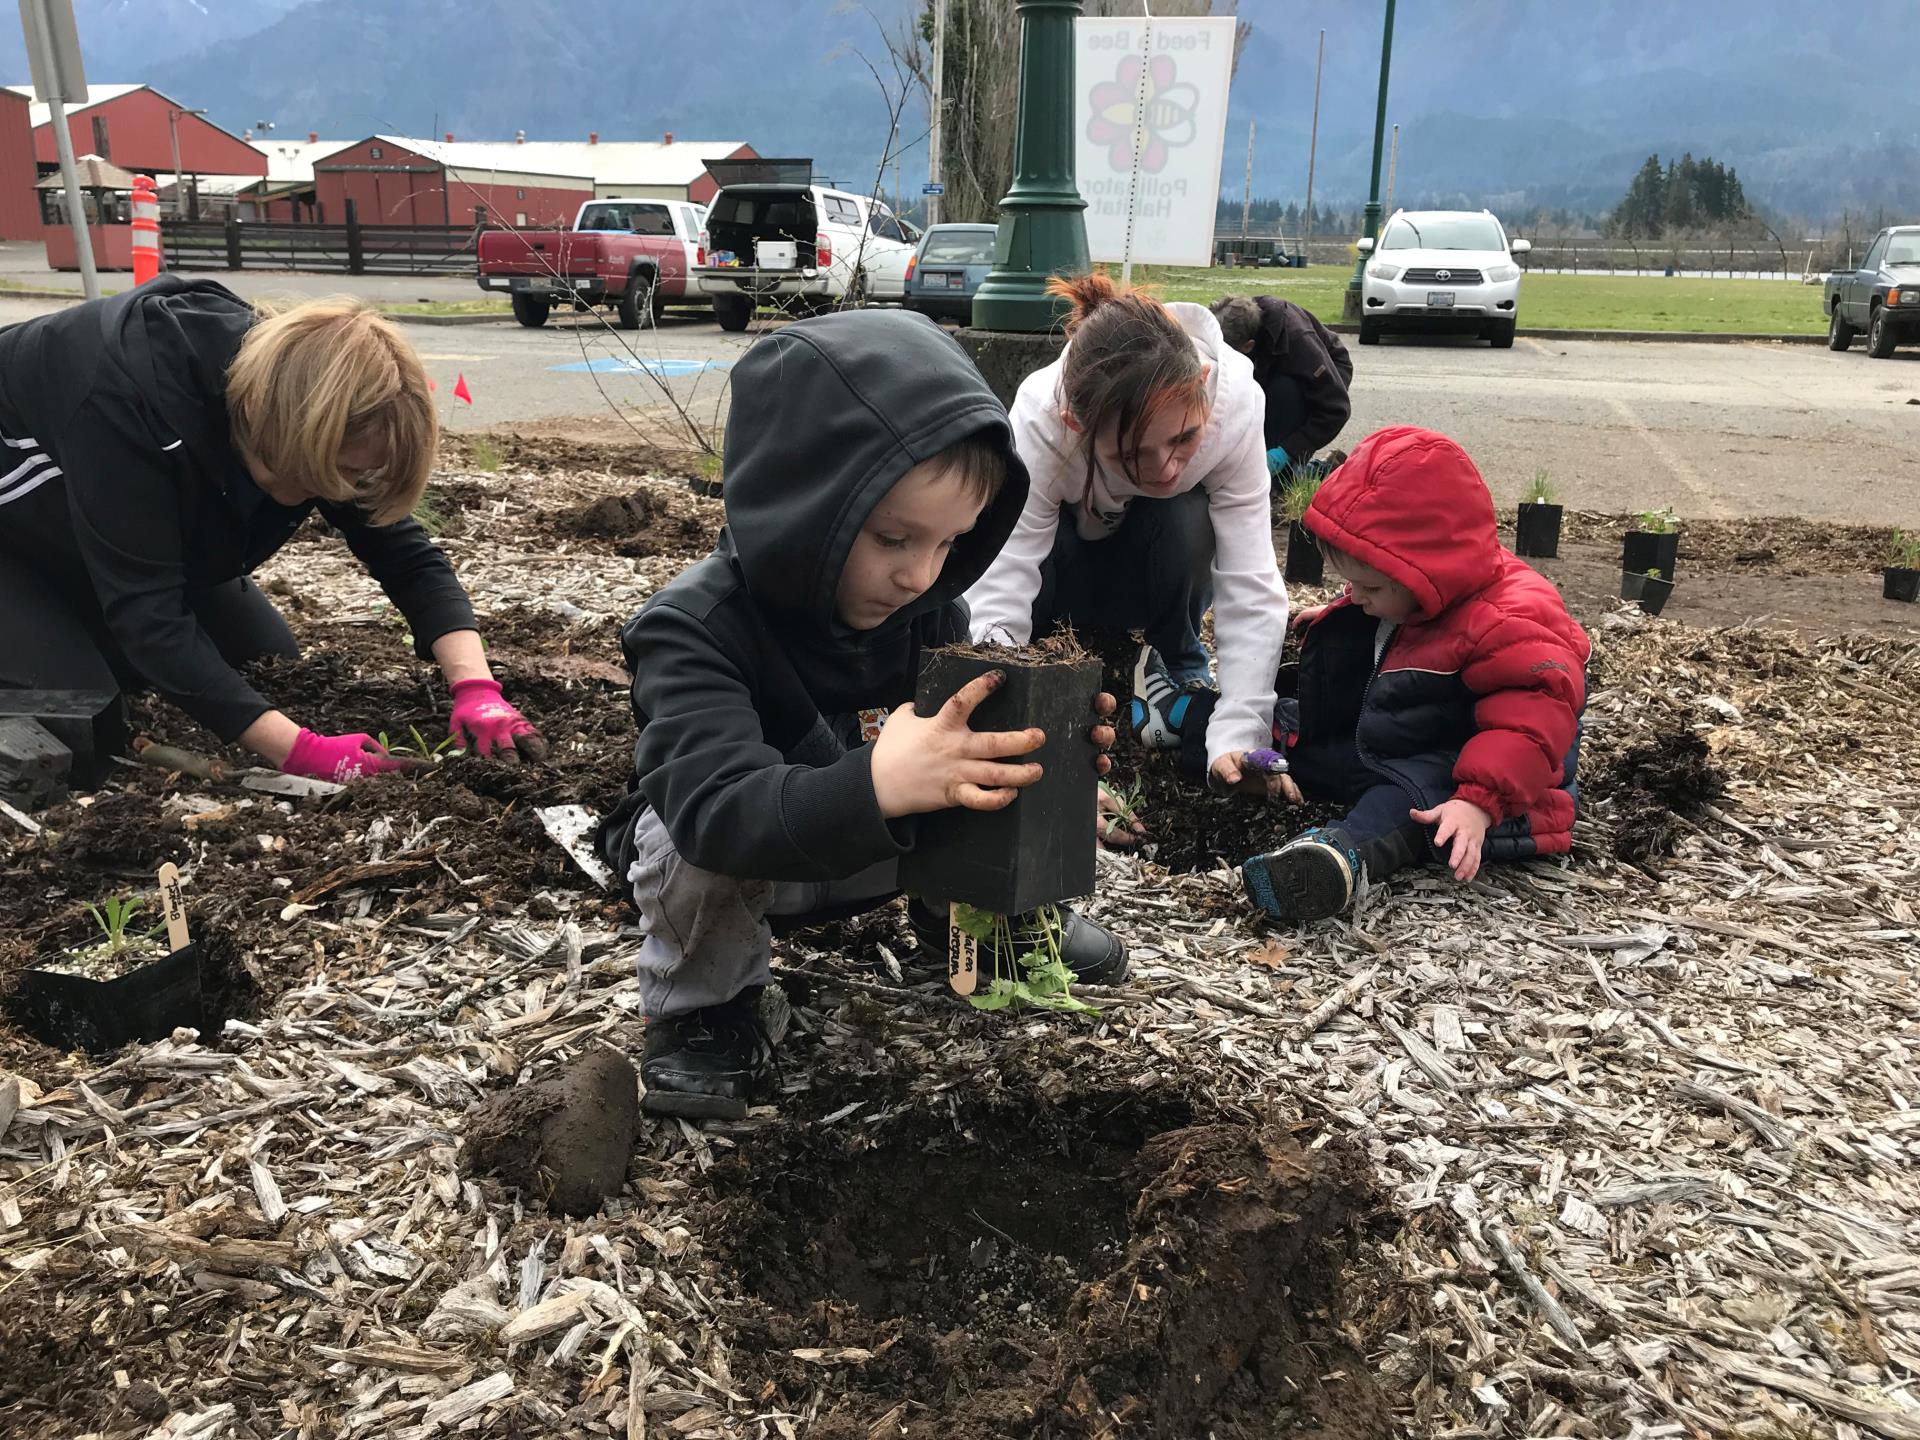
top-left (1357, 209), bottom-right (1531, 348)
top-left (693, 158), bottom-right (920, 331)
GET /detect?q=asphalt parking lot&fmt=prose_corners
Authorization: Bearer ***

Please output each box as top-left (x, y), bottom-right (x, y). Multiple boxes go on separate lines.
top-left (3, 291), bottom-right (1914, 524)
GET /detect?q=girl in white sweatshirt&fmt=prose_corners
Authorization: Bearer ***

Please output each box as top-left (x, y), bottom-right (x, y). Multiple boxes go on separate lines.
top-left (963, 273), bottom-right (1290, 801)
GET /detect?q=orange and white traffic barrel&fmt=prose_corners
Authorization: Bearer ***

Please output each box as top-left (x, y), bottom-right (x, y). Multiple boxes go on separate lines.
top-left (131, 176), bottom-right (161, 285)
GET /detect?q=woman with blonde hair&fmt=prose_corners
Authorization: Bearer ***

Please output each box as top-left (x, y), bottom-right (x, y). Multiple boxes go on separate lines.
top-left (0, 277), bottom-right (541, 784)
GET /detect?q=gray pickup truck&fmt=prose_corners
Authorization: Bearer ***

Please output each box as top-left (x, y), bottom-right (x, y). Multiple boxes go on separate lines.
top-left (1825, 224), bottom-right (1920, 357)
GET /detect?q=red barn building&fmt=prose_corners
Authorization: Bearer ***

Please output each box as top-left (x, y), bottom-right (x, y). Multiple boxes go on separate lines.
top-left (8, 84), bottom-right (266, 185)
top-left (0, 89), bottom-right (41, 239)
top-left (314, 135), bottom-right (758, 228)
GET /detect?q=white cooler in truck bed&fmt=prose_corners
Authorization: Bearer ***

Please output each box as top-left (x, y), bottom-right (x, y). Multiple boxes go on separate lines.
top-left (756, 240), bottom-right (798, 270)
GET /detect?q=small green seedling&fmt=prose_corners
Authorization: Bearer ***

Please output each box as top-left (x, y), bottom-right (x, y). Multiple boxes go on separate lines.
top-left (83, 896), bottom-right (158, 959)
top-left (1888, 530), bottom-right (1920, 568)
top-left (1634, 506), bottom-right (1678, 534)
top-left (412, 493), bottom-right (450, 536)
top-left (1522, 469), bottom-right (1556, 505)
top-left (1645, 567), bottom-right (1664, 581)
top-left (952, 903), bottom-right (1098, 1015)
top-left (1279, 466), bottom-right (1324, 524)
top-left (378, 727), bottom-right (465, 760)
top-left (1099, 777), bottom-right (1147, 832)
top-left (697, 452), bottom-right (723, 481)
top-left (468, 436), bottom-right (505, 473)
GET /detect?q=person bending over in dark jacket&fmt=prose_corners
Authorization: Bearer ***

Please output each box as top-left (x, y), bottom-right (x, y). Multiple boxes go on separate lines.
top-left (1240, 427), bottom-right (1589, 923)
top-left (598, 309), bottom-right (1128, 1121)
top-left (1210, 294), bottom-right (1353, 478)
top-left (0, 277), bottom-right (541, 785)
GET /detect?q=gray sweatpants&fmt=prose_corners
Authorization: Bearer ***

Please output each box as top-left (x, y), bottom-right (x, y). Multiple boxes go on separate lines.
top-left (626, 807), bottom-right (898, 1019)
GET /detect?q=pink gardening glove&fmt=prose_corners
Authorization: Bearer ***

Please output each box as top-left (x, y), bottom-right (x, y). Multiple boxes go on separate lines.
top-left (283, 728), bottom-right (412, 782)
top-left (448, 678), bottom-right (547, 761)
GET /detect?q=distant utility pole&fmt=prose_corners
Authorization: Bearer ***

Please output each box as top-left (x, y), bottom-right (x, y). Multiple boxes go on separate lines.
top-left (1240, 119), bottom-right (1254, 240)
top-left (927, 0), bottom-right (947, 226)
top-left (1384, 123), bottom-right (1399, 218)
top-left (21, 0), bottom-right (98, 299)
top-left (1303, 28), bottom-right (1324, 257)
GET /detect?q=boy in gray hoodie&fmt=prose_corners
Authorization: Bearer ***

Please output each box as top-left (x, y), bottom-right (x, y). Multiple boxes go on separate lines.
top-left (599, 310), bottom-right (1127, 1119)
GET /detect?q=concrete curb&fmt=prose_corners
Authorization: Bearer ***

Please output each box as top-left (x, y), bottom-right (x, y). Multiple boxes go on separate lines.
top-left (1326, 322), bottom-right (1826, 345)
top-left (385, 311), bottom-right (509, 326)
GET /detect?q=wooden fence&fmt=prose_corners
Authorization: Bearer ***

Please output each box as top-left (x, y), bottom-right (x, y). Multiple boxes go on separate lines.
top-left (160, 201), bottom-right (487, 276)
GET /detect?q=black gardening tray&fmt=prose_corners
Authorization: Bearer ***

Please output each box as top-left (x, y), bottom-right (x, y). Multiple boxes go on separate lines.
top-left (9, 944), bottom-right (205, 1055)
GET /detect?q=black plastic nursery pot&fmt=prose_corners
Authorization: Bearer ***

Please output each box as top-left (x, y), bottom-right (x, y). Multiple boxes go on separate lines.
top-left (1884, 567), bottom-right (1920, 604)
top-left (1283, 522), bottom-right (1324, 585)
top-left (1619, 571), bottom-right (1674, 616)
top-left (1514, 502), bottom-right (1563, 559)
top-left (897, 648), bottom-right (1101, 916)
top-left (9, 943), bottom-right (205, 1055)
top-left (1621, 529), bottom-right (1679, 579)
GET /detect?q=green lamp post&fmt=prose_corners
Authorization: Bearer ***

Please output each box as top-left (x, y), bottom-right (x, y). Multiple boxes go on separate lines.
top-left (1342, 0), bottom-right (1397, 324)
top-left (971, 0), bottom-right (1090, 333)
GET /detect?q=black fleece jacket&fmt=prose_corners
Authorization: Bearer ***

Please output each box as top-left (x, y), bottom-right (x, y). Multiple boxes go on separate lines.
top-left (0, 277), bottom-right (475, 740)
top-left (607, 308), bottom-right (1028, 884)
top-left (1250, 295), bottom-right (1354, 457)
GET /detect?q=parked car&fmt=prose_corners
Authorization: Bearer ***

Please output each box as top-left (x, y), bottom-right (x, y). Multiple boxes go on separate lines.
top-left (477, 197), bottom-right (707, 329)
top-left (1825, 225), bottom-right (1920, 358)
top-left (903, 223), bottom-right (997, 323)
top-left (692, 158), bottom-right (920, 332)
top-left (1356, 209), bottom-right (1531, 348)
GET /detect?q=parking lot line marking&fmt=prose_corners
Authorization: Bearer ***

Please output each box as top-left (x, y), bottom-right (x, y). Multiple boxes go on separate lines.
top-left (1605, 395), bottom-right (1730, 519)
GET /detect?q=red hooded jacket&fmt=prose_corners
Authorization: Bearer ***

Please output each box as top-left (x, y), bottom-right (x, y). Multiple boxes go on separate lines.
top-left (1299, 426), bottom-right (1591, 853)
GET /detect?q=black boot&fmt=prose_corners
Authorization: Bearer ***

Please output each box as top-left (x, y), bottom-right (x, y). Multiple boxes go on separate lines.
top-left (640, 988), bottom-right (772, 1120)
top-left (908, 901), bottom-right (1130, 987)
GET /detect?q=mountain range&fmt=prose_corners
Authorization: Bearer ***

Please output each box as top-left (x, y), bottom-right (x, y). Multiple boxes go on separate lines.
top-left (3, 0), bottom-right (1915, 224)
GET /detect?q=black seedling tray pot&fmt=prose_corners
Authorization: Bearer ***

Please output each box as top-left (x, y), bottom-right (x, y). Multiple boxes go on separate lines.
top-left (9, 943), bottom-right (205, 1055)
top-left (1514, 502), bottom-right (1563, 559)
top-left (1884, 567), bottom-right (1919, 603)
top-left (1620, 571), bottom-right (1673, 616)
top-left (898, 651), bottom-right (1100, 916)
top-left (1283, 522), bottom-right (1324, 585)
top-left (1622, 529), bottom-right (1679, 579)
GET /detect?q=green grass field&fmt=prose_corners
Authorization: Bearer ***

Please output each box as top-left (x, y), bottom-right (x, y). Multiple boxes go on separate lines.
top-left (1132, 263), bottom-right (1825, 335)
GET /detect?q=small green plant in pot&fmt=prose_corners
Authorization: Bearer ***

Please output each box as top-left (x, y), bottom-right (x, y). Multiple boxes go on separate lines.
top-left (1885, 530), bottom-right (1920, 604)
top-left (1514, 469), bottom-right (1562, 558)
top-left (1622, 505), bottom-right (1680, 580)
top-left (1279, 466), bottom-right (1325, 584)
top-left (7, 864), bottom-right (207, 1053)
top-left (950, 903), bottom-right (1098, 1014)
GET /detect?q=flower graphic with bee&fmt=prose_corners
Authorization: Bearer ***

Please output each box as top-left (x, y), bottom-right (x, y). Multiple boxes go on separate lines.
top-left (1086, 54), bottom-right (1201, 174)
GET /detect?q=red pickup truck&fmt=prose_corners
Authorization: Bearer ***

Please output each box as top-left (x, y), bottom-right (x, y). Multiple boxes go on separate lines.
top-left (476, 198), bottom-right (708, 328)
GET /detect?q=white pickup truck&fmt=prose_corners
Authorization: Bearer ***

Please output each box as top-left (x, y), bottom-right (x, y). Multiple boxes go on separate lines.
top-left (693, 158), bottom-right (920, 331)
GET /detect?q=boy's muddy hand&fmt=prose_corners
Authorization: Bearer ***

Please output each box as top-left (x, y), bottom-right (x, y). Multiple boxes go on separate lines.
top-left (1209, 751), bottom-right (1304, 804)
top-left (1289, 604), bottom-right (1329, 631)
top-left (871, 670), bottom-right (1045, 819)
top-left (1411, 797), bottom-right (1493, 883)
top-left (1089, 691), bottom-right (1118, 777)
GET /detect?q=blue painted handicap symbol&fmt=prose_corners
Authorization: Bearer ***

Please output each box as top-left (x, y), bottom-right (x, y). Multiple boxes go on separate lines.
top-left (547, 356), bottom-right (731, 376)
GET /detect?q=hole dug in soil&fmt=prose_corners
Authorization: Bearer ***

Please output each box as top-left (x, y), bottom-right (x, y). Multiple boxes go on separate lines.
top-left (710, 1090), bottom-right (1389, 1439)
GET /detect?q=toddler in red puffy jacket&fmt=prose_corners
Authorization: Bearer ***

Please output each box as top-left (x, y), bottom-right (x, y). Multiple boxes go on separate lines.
top-left (1241, 426), bottom-right (1591, 922)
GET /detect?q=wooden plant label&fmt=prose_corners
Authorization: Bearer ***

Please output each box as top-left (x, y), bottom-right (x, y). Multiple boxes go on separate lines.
top-left (157, 862), bottom-right (190, 953)
top-left (947, 903), bottom-right (978, 997)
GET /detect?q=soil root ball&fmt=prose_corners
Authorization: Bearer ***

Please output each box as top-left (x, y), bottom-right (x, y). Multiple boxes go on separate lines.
top-left (462, 1048), bottom-right (640, 1216)
top-left (1603, 730), bottom-right (1725, 863)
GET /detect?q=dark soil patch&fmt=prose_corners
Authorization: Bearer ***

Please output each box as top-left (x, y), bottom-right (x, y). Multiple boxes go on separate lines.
top-left (447, 430), bottom-right (713, 486)
top-left (0, 614), bottom-right (634, 1082)
top-left (706, 1078), bottom-right (1388, 1439)
top-left (542, 484), bottom-right (722, 560)
top-left (1593, 731), bottom-right (1726, 863)
top-left (463, 1048), bottom-right (641, 1216)
top-left (1556, 511), bottom-right (1895, 578)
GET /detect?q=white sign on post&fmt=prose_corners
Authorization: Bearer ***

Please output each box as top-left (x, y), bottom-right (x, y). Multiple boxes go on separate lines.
top-left (1074, 15), bottom-right (1235, 269)
top-left (18, 0), bottom-right (86, 102)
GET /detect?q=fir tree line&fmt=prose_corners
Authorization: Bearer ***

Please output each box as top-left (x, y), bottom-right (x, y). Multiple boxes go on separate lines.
top-left (1609, 153), bottom-right (1751, 239)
